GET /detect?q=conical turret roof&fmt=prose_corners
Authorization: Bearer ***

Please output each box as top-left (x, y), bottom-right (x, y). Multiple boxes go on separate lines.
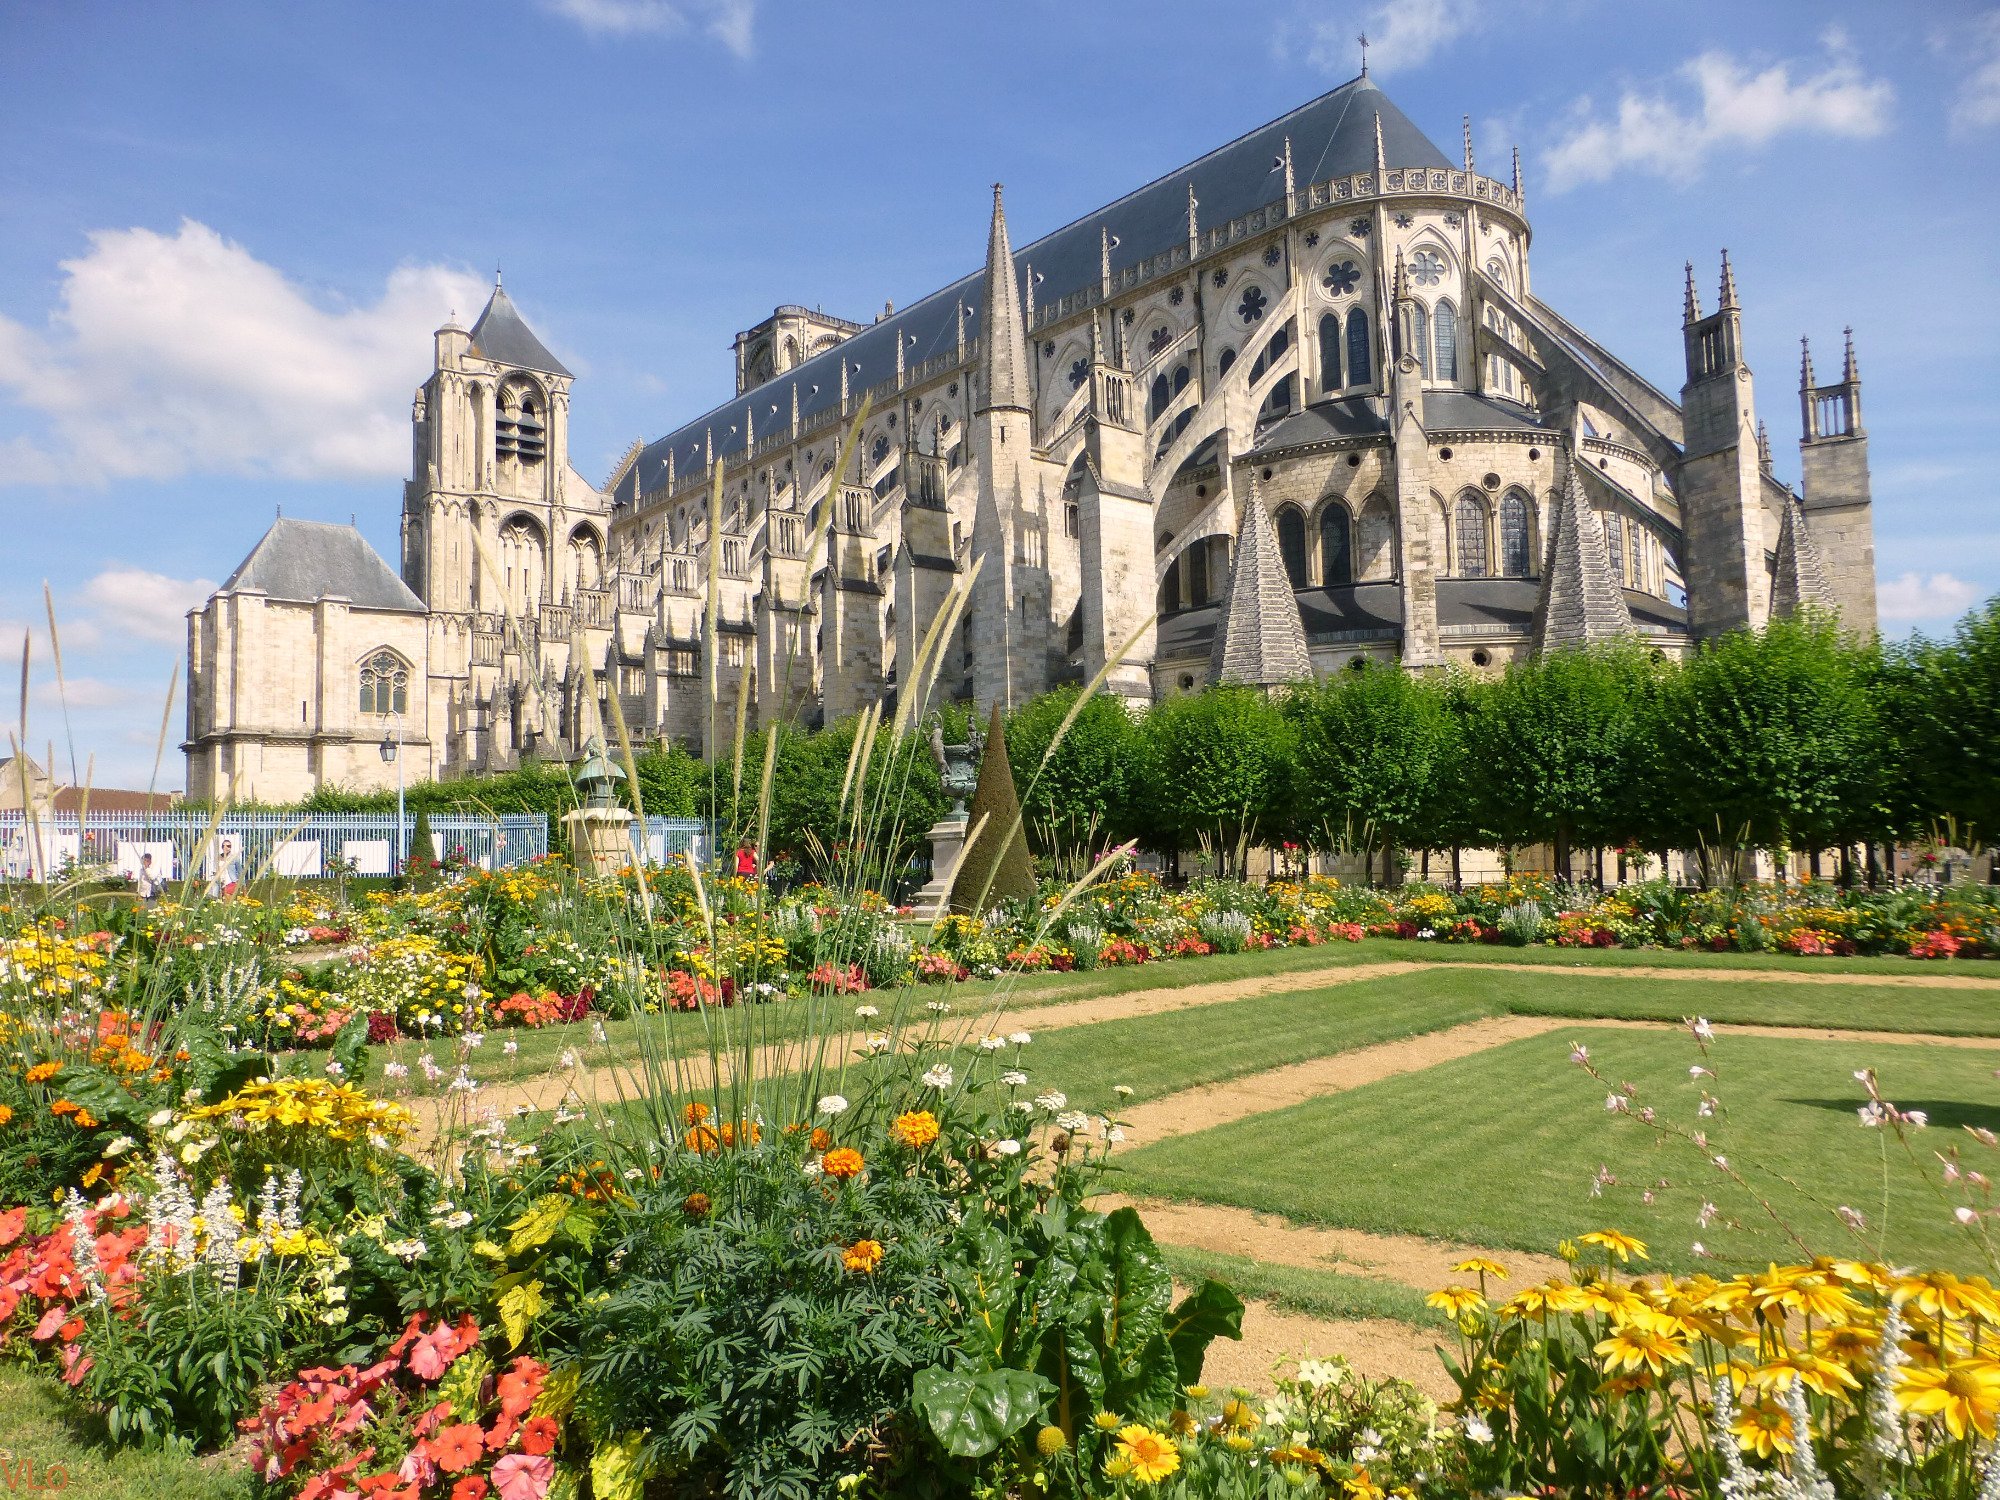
top-left (470, 281), bottom-right (571, 377)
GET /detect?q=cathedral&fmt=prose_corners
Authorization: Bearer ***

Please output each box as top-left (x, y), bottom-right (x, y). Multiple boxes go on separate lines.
top-left (184, 71), bottom-right (1877, 804)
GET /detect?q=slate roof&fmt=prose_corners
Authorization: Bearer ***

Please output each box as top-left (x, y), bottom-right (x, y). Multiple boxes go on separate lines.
top-left (1771, 496), bottom-right (1836, 618)
top-left (635, 74), bottom-right (1451, 491)
top-left (1532, 439), bottom-right (1634, 649)
top-left (470, 284), bottom-right (572, 378)
top-left (1245, 391), bottom-right (1547, 457)
top-left (219, 518), bottom-right (426, 612)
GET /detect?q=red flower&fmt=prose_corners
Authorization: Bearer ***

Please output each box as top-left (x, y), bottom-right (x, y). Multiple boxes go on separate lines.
top-left (496, 1357), bottom-right (546, 1419)
top-left (0, 1208), bottom-right (25, 1246)
top-left (451, 1478), bottom-right (491, 1500)
top-left (426, 1422), bottom-right (487, 1473)
top-left (491, 1452), bottom-right (555, 1500)
top-left (519, 1416), bottom-right (559, 1456)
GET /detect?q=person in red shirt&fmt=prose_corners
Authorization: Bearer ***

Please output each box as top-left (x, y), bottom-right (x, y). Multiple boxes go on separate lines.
top-left (733, 844), bottom-right (758, 880)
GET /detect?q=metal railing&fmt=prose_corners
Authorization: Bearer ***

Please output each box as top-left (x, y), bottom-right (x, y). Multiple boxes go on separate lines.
top-left (0, 811), bottom-right (548, 882)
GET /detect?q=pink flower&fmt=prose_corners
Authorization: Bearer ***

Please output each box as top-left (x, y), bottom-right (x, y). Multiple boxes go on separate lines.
top-left (491, 1452), bottom-right (555, 1500)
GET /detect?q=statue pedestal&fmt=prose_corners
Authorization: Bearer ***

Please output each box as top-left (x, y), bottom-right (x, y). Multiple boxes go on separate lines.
top-left (561, 807), bottom-right (635, 877)
top-left (911, 814), bottom-right (968, 918)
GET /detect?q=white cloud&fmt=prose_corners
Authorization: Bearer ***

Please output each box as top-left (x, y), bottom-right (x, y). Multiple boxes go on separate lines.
top-left (0, 220), bottom-right (489, 487)
top-left (1951, 10), bottom-right (2000, 131)
top-left (538, 0), bottom-right (755, 56)
top-left (1304, 0), bottom-right (1476, 77)
top-left (1879, 571), bottom-right (1982, 624)
top-left (1543, 36), bottom-right (1893, 192)
top-left (81, 568), bottom-right (215, 645)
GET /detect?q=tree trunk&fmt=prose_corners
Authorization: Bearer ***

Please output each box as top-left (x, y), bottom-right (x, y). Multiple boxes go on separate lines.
top-left (1553, 831), bottom-right (1571, 885)
top-left (1808, 848), bottom-right (1822, 880)
top-left (1421, 848), bottom-right (1431, 881)
top-left (1451, 846), bottom-right (1463, 891)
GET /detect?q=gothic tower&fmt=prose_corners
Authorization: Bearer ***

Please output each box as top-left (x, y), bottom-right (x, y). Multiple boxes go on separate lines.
top-left (1389, 250), bottom-right (1444, 666)
top-left (1675, 253), bottom-right (1768, 640)
top-left (1797, 329), bottom-right (1878, 636)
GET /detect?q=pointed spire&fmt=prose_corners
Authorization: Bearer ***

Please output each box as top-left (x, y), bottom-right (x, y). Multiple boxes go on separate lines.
top-left (1718, 249), bottom-right (1738, 311)
top-left (1282, 135), bottom-right (1297, 212)
top-left (1462, 115), bottom-right (1475, 173)
top-left (1799, 335), bottom-right (1816, 392)
top-left (1393, 246), bottom-right (1411, 302)
top-left (1683, 262), bottom-right (1702, 324)
top-left (978, 184), bottom-right (1031, 414)
top-left (1374, 112), bottom-right (1387, 177)
top-left (1842, 325), bottom-right (1859, 383)
top-left (1023, 260), bottom-right (1036, 327)
top-left (1511, 145), bottom-right (1522, 197)
top-left (1100, 225), bottom-right (1114, 297)
top-left (1771, 495), bottom-right (1837, 619)
top-left (1211, 480), bottom-right (1313, 688)
top-left (1533, 426), bottom-right (1636, 651)
top-left (1757, 420), bottom-right (1773, 473)
top-left (666, 447), bottom-right (676, 493)
top-left (790, 379), bottom-right (800, 437)
top-left (1090, 308), bottom-right (1106, 367)
top-left (1186, 181), bottom-right (1199, 256)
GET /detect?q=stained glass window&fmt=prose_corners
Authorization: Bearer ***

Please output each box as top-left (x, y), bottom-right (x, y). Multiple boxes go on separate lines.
top-left (1346, 309), bottom-right (1372, 385)
top-left (1454, 496), bottom-right (1489, 578)
top-left (1318, 313), bottom-right (1342, 391)
top-left (1499, 495), bottom-right (1531, 576)
top-left (359, 651), bottom-right (408, 716)
top-left (1321, 505), bottom-right (1353, 584)
top-left (1433, 300), bottom-right (1458, 382)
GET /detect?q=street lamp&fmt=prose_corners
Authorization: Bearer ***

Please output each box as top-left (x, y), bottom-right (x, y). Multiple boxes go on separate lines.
top-left (378, 718), bottom-right (405, 874)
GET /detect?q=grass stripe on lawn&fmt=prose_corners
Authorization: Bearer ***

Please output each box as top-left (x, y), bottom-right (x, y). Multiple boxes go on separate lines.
top-left (1119, 1026), bottom-right (2000, 1274)
top-left (1161, 1246), bottom-right (1448, 1331)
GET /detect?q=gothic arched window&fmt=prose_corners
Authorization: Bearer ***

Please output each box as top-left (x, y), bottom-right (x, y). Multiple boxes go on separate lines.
top-left (871, 435), bottom-right (891, 467)
top-left (1160, 557), bottom-right (1182, 614)
top-left (1605, 510), bottom-right (1625, 582)
top-left (1346, 308), bottom-right (1372, 385)
top-left (1217, 348), bottom-right (1237, 380)
top-left (1454, 495), bottom-right (1490, 578)
top-left (1356, 495), bottom-right (1394, 580)
top-left (1410, 303), bottom-right (1430, 377)
top-left (1433, 300), bottom-right (1458, 383)
top-left (1499, 494), bottom-right (1532, 577)
top-left (1276, 504), bottom-right (1308, 587)
top-left (1320, 504), bottom-right (1353, 584)
top-left (1188, 541), bottom-right (1211, 607)
top-left (1318, 313), bottom-right (1342, 393)
top-left (358, 650), bottom-right (409, 717)
top-left (1150, 373), bottom-right (1171, 423)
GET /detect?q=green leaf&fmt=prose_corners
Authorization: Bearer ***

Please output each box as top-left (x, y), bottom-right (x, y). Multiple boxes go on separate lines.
top-left (506, 1194), bottom-right (571, 1256)
top-left (912, 1366), bottom-right (1053, 1458)
top-left (590, 1431), bottom-right (649, 1500)
top-left (1164, 1279), bottom-right (1244, 1386)
top-left (498, 1278), bottom-right (545, 1350)
top-left (330, 1010), bottom-right (370, 1082)
top-left (49, 1062), bottom-right (143, 1129)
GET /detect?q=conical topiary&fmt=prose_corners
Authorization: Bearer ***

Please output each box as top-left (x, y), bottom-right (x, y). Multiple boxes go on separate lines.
top-left (406, 806), bottom-right (440, 890)
top-left (949, 704), bottom-right (1037, 915)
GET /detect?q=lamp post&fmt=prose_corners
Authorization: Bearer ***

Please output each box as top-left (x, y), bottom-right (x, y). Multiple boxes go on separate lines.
top-left (378, 718), bottom-right (405, 875)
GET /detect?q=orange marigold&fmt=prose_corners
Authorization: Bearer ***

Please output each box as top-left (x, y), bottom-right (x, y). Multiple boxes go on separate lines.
top-left (822, 1147), bottom-right (865, 1180)
top-left (810, 1126), bottom-right (832, 1152)
top-left (48, 1100), bottom-right (79, 1117)
top-left (683, 1192), bottom-right (711, 1218)
top-left (685, 1125), bottom-right (721, 1153)
top-left (24, 1062), bottom-right (60, 1084)
top-left (0, 1106), bottom-right (13, 1126)
top-left (682, 1101), bottom-right (712, 1126)
top-left (842, 1239), bottom-right (885, 1274)
top-left (889, 1110), bottom-right (941, 1149)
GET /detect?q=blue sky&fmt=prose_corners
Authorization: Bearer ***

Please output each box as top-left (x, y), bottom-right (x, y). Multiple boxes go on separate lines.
top-left (2, 0), bottom-right (1997, 788)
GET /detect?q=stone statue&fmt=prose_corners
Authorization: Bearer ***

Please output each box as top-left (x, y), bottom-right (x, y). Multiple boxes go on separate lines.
top-left (928, 712), bottom-right (982, 819)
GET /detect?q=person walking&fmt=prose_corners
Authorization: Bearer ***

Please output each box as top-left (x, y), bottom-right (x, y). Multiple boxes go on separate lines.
top-left (134, 852), bottom-right (161, 902)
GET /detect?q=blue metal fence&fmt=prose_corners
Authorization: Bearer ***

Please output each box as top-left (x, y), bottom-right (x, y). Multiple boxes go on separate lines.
top-left (630, 817), bottom-right (711, 867)
top-left (0, 811), bottom-right (548, 881)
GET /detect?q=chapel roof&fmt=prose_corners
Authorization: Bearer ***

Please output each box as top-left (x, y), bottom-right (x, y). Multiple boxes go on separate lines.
top-left (635, 74), bottom-right (1452, 490)
top-left (470, 283), bottom-right (573, 378)
top-left (219, 518), bottom-right (427, 613)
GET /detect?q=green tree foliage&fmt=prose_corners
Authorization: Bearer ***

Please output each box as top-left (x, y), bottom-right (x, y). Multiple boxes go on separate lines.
top-left (1895, 598), bottom-right (2000, 848)
top-left (1286, 665), bottom-right (1452, 875)
top-left (1466, 645), bottom-right (1660, 878)
top-left (1003, 686), bottom-right (1136, 867)
top-left (1646, 613), bottom-right (1888, 868)
top-left (950, 706), bottom-right (1037, 913)
top-left (1138, 686), bottom-right (1294, 876)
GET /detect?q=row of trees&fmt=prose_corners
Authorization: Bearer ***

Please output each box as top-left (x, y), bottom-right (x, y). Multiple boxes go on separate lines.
top-left (297, 600), bottom-right (1998, 885)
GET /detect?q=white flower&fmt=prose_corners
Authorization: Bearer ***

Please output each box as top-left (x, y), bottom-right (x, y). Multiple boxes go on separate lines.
top-left (1417, 927), bottom-right (1436, 940)
top-left (866, 1035), bottom-right (891, 1055)
top-left (1034, 1091), bottom-right (1068, 1112)
top-left (1008, 1031), bottom-right (1032, 1046)
top-left (1604, 1093), bottom-right (1629, 1114)
top-left (147, 1110), bottom-right (174, 1129)
top-left (591, 1020), bottom-right (608, 1044)
top-left (503, 1039), bottom-right (519, 1056)
top-left (1463, 1415), bottom-right (1493, 1445)
top-left (463, 1031), bottom-right (485, 1049)
top-left (1008, 1101), bottom-right (1035, 1116)
top-left (384, 1237), bottom-right (428, 1262)
top-left (323, 1059), bottom-right (346, 1079)
top-left (817, 1094), bottom-right (849, 1116)
top-left (979, 1035), bottom-right (1007, 1052)
top-left (102, 1135), bottom-right (136, 1158)
top-left (1569, 1044), bottom-right (1590, 1066)
top-left (922, 1064), bottom-right (955, 1090)
top-left (926, 1000), bottom-right (952, 1014)
top-left (1838, 1204), bottom-right (1867, 1231)
top-left (1113, 1085), bottom-right (1133, 1098)
top-left (1907, 1110), bottom-right (1930, 1128)
top-left (1294, 1359), bottom-right (1341, 1390)
top-left (438, 1210), bottom-right (474, 1230)
top-left (1056, 1110), bottom-right (1089, 1132)
top-left (855, 1005), bottom-right (879, 1018)
top-left (559, 1049), bottom-right (580, 1069)
top-left (1958, 1206), bottom-right (1981, 1225)
top-left (993, 1139), bottom-right (1022, 1156)
top-left (1688, 1016), bottom-right (1715, 1042)
top-left (1858, 1102), bottom-right (1887, 1128)
top-left (1000, 1070), bottom-right (1028, 1087)
top-left (1104, 1126), bottom-right (1126, 1144)
top-left (802, 1159), bottom-right (824, 1179)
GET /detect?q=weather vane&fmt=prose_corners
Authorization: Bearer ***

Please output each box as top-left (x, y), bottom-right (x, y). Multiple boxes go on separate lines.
top-left (1359, 33), bottom-right (1369, 75)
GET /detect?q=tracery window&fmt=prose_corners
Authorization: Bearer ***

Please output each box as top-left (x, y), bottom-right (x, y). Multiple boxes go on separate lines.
top-left (1498, 494), bottom-right (1531, 577)
top-left (1322, 260), bottom-right (1361, 297)
top-left (1410, 249), bottom-right (1445, 286)
top-left (1410, 303), bottom-right (1430, 377)
top-left (1320, 504), bottom-right (1353, 584)
top-left (1276, 505), bottom-right (1308, 587)
top-left (1605, 510), bottom-right (1625, 581)
top-left (1433, 300), bottom-right (1458, 382)
top-left (358, 650), bottom-right (409, 717)
top-left (1237, 286), bottom-right (1268, 324)
top-left (1346, 308), bottom-right (1372, 385)
top-left (1454, 495), bottom-right (1490, 578)
top-left (1318, 313), bottom-right (1342, 392)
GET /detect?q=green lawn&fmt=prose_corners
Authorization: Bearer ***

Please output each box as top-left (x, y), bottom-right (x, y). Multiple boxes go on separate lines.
top-left (1162, 1245), bottom-right (1447, 1331)
top-left (0, 1364), bottom-right (249, 1500)
top-left (1120, 1027), bottom-right (2000, 1274)
top-left (1370, 937), bottom-right (2000, 979)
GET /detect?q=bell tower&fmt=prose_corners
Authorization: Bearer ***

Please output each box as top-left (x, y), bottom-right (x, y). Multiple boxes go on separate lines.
top-left (1675, 253), bottom-right (1767, 640)
top-left (1797, 329), bottom-right (1878, 636)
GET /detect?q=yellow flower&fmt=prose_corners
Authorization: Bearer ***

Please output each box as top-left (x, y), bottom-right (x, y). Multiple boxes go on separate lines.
top-left (1220, 1398), bottom-right (1258, 1431)
top-left (1813, 1323), bottom-right (1882, 1367)
top-left (1897, 1272), bottom-right (2000, 1326)
top-left (1093, 1411), bottom-right (1124, 1432)
top-left (1114, 1426), bottom-right (1181, 1484)
top-left (841, 1239), bottom-right (884, 1275)
top-left (1452, 1256), bottom-right (1510, 1280)
top-left (1746, 1352), bottom-right (1860, 1398)
top-left (1897, 1361), bottom-right (2000, 1440)
top-left (1427, 1285), bottom-right (1486, 1319)
top-left (889, 1110), bottom-right (940, 1149)
top-left (1035, 1425), bottom-right (1067, 1456)
top-left (1594, 1322), bottom-right (1692, 1377)
top-left (1579, 1229), bottom-right (1649, 1263)
top-left (1731, 1398), bottom-right (1795, 1459)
